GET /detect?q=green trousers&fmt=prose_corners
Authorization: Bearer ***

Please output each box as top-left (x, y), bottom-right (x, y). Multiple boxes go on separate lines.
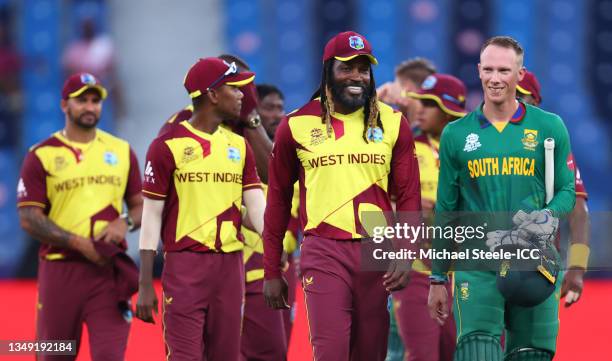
top-left (453, 271), bottom-right (562, 355)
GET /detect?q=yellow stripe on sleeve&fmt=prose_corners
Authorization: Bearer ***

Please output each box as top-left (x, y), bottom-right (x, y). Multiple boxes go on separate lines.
top-left (17, 201), bottom-right (46, 208)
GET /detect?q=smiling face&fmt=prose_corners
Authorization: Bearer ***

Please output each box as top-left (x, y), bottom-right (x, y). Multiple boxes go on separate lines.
top-left (61, 90), bottom-right (102, 129)
top-left (478, 44), bottom-right (525, 106)
top-left (330, 56), bottom-right (372, 112)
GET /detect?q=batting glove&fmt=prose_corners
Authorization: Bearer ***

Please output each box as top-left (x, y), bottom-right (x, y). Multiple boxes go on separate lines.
top-left (485, 229), bottom-right (532, 251)
top-left (512, 209), bottom-right (559, 246)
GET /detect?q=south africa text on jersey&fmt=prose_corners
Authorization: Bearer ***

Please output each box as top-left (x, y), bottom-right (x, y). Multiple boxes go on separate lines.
top-left (468, 156), bottom-right (536, 179)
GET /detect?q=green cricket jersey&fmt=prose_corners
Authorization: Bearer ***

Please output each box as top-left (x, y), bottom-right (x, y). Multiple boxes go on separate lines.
top-left (432, 100), bottom-right (575, 276)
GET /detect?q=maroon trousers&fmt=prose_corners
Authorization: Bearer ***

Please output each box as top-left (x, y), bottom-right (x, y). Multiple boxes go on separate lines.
top-left (240, 279), bottom-right (287, 361)
top-left (162, 251), bottom-right (244, 361)
top-left (393, 272), bottom-right (456, 361)
top-left (300, 236), bottom-right (390, 361)
top-left (36, 260), bottom-right (130, 361)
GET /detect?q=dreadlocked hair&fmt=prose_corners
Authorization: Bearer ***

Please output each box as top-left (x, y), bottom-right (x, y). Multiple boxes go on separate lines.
top-left (362, 70), bottom-right (383, 143)
top-left (319, 60), bottom-right (335, 137)
top-left (319, 59), bottom-right (383, 142)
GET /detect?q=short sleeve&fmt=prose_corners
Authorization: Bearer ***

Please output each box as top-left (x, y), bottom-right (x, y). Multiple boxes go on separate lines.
top-left (125, 147), bottom-right (143, 200)
top-left (17, 150), bottom-right (49, 210)
top-left (242, 140), bottom-right (262, 191)
top-left (574, 162), bottom-right (588, 200)
top-left (142, 138), bottom-right (176, 200)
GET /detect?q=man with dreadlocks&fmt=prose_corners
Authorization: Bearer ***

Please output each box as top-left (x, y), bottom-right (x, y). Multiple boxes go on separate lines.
top-left (263, 31), bottom-right (421, 361)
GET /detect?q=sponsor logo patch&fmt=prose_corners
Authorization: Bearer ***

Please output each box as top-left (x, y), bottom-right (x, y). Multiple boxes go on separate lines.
top-left (463, 133), bottom-right (481, 152)
top-left (310, 128), bottom-right (327, 146)
top-left (55, 156), bottom-right (68, 172)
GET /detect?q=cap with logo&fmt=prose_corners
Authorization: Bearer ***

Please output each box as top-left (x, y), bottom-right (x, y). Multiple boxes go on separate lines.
top-left (516, 70), bottom-right (542, 105)
top-left (406, 73), bottom-right (467, 118)
top-left (184, 57), bottom-right (256, 99)
top-left (62, 73), bottom-right (107, 100)
top-left (322, 31), bottom-right (378, 65)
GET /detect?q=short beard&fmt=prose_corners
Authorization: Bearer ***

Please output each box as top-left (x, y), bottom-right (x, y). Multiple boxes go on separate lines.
top-left (69, 110), bottom-right (99, 129)
top-left (330, 78), bottom-right (369, 110)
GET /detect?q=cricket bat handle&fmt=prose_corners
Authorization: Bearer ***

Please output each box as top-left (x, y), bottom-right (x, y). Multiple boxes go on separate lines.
top-left (544, 138), bottom-right (555, 205)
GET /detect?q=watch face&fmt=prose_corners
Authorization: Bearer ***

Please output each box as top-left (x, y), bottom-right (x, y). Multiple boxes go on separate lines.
top-left (249, 114), bottom-right (262, 127)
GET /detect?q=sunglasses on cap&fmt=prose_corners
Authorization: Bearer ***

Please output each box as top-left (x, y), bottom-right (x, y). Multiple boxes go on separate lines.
top-left (207, 62), bottom-right (238, 91)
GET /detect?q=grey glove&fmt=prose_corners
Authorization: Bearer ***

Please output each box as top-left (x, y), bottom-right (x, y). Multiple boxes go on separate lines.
top-left (512, 209), bottom-right (559, 245)
top-left (485, 229), bottom-right (532, 251)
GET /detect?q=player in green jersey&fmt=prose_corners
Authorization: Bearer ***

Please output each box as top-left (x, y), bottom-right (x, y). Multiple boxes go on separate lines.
top-left (427, 36), bottom-right (575, 361)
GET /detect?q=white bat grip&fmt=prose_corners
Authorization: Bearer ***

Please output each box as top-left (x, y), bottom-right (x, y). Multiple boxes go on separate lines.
top-left (544, 138), bottom-right (555, 205)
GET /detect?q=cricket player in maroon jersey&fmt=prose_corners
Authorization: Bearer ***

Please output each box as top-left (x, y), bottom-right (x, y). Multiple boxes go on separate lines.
top-left (263, 31), bottom-right (421, 361)
top-left (391, 73), bottom-right (468, 361)
top-left (516, 70), bottom-right (591, 306)
top-left (160, 54), bottom-right (273, 182)
top-left (241, 83), bottom-right (296, 361)
top-left (17, 73), bottom-right (143, 361)
top-left (135, 57), bottom-right (265, 361)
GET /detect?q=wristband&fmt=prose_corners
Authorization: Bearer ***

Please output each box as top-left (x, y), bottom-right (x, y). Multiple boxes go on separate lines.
top-left (120, 213), bottom-right (136, 232)
top-left (429, 274), bottom-right (448, 285)
top-left (568, 243), bottom-right (589, 269)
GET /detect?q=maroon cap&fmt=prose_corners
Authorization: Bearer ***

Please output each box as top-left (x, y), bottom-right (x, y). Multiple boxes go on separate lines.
top-left (322, 31), bottom-right (378, 65)
top-left (406, 73), bottom-right (467, 117)
top-left (62, 73), bottom-right (107, 100)
top-left (184, 57), bottom-right (255, 99)
top-left (517, 70), bottom-right (542, 105)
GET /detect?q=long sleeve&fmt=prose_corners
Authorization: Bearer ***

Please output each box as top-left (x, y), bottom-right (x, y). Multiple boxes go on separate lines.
top-left (263, 119), bottom-right (299, 280)
top-left (391, 117), bottom-right (422, 213)
top-left (431, 126), bottom-right (460, 277)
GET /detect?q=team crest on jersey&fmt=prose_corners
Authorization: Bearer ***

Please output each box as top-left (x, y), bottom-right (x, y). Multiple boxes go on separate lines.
top-left (367, 126), bottom-right (384, 143)
top-left (463, 133), bottom-right (481, 152)
top-left (227, 146), bottom-right (241, 162)
top-left (521, 129), bottom-right (538, 151)
top-left (349, 35), bottom-right (365, 50)
top-left (460, 282), bottom-right (469, 301)
top-left (310, 128), bottom-right (327, 146)
top-left (182, 146), bottom-right (197, 163)
top-left (104, 151), bottom-right (118, 166)
top-left (54, 156), bottom-right (68, 172)
top-left (499, 260), bottom-right (511, 278)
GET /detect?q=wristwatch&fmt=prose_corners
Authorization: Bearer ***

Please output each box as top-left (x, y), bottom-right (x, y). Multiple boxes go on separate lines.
top-left (246, 113), bottom-right (262, 129)
top-left (120, 213), bottom-right (136, 232)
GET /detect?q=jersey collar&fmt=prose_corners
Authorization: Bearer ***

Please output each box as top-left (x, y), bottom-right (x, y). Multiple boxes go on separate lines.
top-left (477, 98), bottom-right (527, 129)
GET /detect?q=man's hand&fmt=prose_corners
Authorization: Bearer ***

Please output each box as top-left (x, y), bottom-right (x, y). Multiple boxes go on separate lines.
top-left (69, 236), bottom-right (107, 266)
top-left (561, 267), bottom-right (585, 307)
top-left (135, 282), bottom-right (159, 323)
top-left (263, 278), bottom-right (290, 309)
top-left (377, 82), bottom-right (405, 107)
top-left (95, 217), bottom-right (128, 245)
top-left (383, 259), bottom-right (411, 291)
top-left (428, 284), bottom-right (449, 326)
